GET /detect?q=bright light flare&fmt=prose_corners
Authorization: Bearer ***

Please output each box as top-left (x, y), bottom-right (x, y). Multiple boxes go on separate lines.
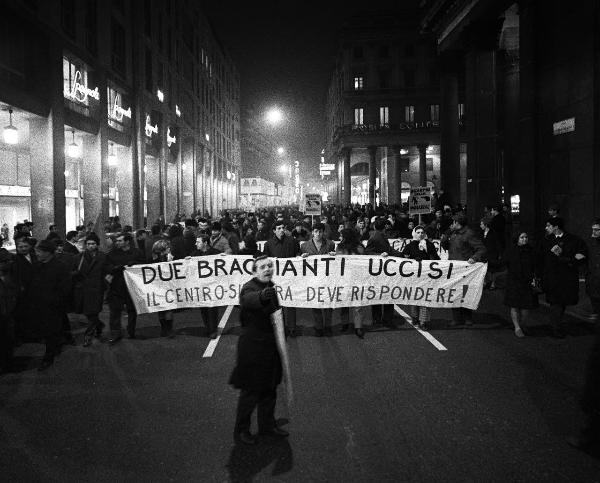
top-left (266, 108), bottom-right (283, 124)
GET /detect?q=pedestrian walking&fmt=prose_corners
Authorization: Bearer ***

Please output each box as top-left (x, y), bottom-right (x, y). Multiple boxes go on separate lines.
top-left (401, 225), bottom-right (440, 330)
top-left (73, 233), bottom-right (109, 346)
top-left (105, 233), bottom-right (144, 343)
top-left (539, 217), bottom-right (587, 338)
top-left (151, 240), bottom-right (175, 338)
top-left (585, 218), bottom-right (600, 320)
top-left (300, 223), bottom-right (336, 336)
top-left (442, 214), bottom-right (486, 327)
top-left (503, 232), bottom-right (539, 337)
top-left (480, 217), bottom-right (503, 290)
top-left (264, 221), bottom-right (300, 336)
top-left (229, 255), bottom-right (289, 445)
top-left (189, 234), bottom-right (220, 338)
top-left (336, 228), bottom-right (366, 338)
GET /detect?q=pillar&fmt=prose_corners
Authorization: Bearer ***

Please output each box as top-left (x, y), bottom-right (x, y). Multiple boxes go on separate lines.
top-left (368, 145), bottom-right (377, 206)
top-left (342, 147), bottom-right (351, 206)
top-left (116, 144), bottom-right (134, 227)
top-left (82, 126), bottom-right (108, 231)
top-left (464, 19), bottom-right (504, 224)
top-left (387, 145), bottom-right (404, 207)
top-left (440, 51), bottom-right (461, 206)
top-left (418, 144), bottom-right (428, 187)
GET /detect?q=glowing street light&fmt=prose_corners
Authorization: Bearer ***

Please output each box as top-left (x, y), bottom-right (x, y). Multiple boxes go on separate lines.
top-left (265, 107), bottom-right (283, 125)
top-left (277, 146), bottom-right (285, 155)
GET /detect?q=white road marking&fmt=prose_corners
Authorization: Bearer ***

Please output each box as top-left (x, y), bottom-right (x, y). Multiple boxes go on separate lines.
top-left (394, 305), bottom-right (448, 351)
top-left (202, 305), bottom-right (234, 358)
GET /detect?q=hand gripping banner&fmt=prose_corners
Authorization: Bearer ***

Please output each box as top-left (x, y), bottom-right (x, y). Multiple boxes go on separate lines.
top-left (124, 255), bottom-right (486, 314)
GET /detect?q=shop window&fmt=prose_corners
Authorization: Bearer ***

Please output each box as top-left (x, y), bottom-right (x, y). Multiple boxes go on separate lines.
top-left (379, 106), bottom-right (389, 126)
top-left (430, 104), bottom-right (439, 122)
top-left (353, 75), bottom-right (363, 90)
top-left (405, 105), bottom-right (414, 123)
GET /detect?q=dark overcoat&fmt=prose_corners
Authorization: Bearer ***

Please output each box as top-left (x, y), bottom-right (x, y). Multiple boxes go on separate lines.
top-left (73, 251), bottom-right (108, 315)
top-left (444, 226), bottom-right (487, 262)
top-left (401, 239), bottom-right (440, 261)
top-left (540, 233), bottom-right (588, 306)
top-left (586, 237), bottom-right (600, 299)
top-left (503, 243), bottom-right (539, 309)
top-left (482, 229), bottom-right (503, 272)
top-left (229, 278), bottom-right (282, 392)
top-left (23, 257), bottom-right (71, 338)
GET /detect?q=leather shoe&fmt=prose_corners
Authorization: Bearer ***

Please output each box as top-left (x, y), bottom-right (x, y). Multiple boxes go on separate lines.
top-left (108, 334), bottom-right (122, 345)
top-left (260, 427), bottom-right (289, 437)
top-left (236, 431), bottom-right (258, 445)
top-left (354, 328), bottom-right (365, 339)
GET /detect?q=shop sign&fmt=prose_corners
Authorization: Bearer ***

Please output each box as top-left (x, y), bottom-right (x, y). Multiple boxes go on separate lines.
top-left (145, 115), bottom-right (158, 137)
top-left (111, 93), bottom-right (132, 122)
top-left (167, 127), bottom-right (177, 147)
top-left (64, 70), bottom-right (100, 104)
top-left (553, 117), bottom-right (575, 135)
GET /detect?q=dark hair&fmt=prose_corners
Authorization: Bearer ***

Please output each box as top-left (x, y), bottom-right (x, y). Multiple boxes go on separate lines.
top-left (338, 228), bottom-right (360, 251)
top-left (184, 218), bottom-right (197, 227)
top-left (480, 217), bottom-right (492, 228)
top-left (135, 229), bottom-right (147, 238)
top-left (272, 221), bottom-right (285, 230)
top-left (546, 217), bottom-right (565, 231)
top-left (66, 230), bottom-right (78, 241)
top-left (117, 233), bottom-right (134, 244)
top-left (243, 235), bottom-right (258, 253)
top-left (168, 224), bottom-right (183, 238)
top-left (197, 234), bottom-right (210, 244)
top-left (312, 222), bottom-right (325, 232)
top-left (151, 224), bottom-right (162, 236)
top-left (251, 254), bottom-right (270, 272)
top-left (593, 218), bottom-right (600, 226)
top-left (46, 232), bottom-right (61, 242)
top-left (85, 233), bottom-right (100, 244)
top-left (211, 221), bottom-right (222, 232)
top-left (374, 218), bottom-right (386, 231)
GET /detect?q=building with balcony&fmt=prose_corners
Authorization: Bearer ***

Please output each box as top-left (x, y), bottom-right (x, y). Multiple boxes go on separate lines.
top-left (0, 0), bottom-right (240, 240)
top-left (421, 0), bottom-right (600, 237)
top-left (324, 6), bottom-right (467, 207)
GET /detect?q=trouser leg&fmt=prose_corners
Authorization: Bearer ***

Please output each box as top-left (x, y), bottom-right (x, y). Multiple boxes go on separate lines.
top-left (352, 306), bottom-right (363, 329)
top-left (323, 308), bottom-right (333, 328)
top-left (257, 388), bottom-right (278, 433)
top-left (550, 303), bottom-right (565, 330)
top-left (0, 316), bottom-right (15, 370)
top-left (234, 389), bottom-right (259, 435)
top-left (62, 313), bottom-right (73, 338)
top-left (84, 314), bottom-right (101, 337)
top-left (371, 305), bottom-right (383, 324)
top-left (410, 305), bottom-right (419, 321)
top-left (312, 308), bottom-right (324, 330)
top-left (341, 307), bottom-right (350, 326)
top-left (108, 296), bottom-right (123, 337)
top-left (284, 307), bottom-right (296, 330)
top-left (419, 307), bottom-right (431, 323)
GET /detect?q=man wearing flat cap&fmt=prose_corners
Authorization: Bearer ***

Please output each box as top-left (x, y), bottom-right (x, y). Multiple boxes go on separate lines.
top-left (22, 240), bottom-right (71, 370)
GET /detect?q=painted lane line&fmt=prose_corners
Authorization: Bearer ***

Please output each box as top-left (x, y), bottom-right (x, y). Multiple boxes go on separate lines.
top-left (202, 305), bottom-right (234, 358)
top-left (394, 305), bottom-right (448, 351)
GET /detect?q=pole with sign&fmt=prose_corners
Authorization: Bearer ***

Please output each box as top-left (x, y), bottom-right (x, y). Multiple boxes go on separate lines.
top-left (304, 193), bottom-right (322, 227)
top-left (409, 186), bottom-right (432, 223)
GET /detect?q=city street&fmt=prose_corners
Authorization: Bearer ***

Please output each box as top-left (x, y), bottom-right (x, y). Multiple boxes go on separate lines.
top-left (1, 289), bottom-right (599, 482)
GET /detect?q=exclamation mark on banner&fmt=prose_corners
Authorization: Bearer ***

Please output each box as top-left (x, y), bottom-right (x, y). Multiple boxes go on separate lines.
top-left (461, 285), bottom-right (469, 303)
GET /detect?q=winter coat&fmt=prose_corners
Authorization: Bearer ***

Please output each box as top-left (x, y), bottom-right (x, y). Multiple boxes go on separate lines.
top-left (73, 251), bottom-right (108, 316)
top-left (586, 237), bottom-right (600, 299)
top-left (22, 257), bottom-right (71, 338)
top-left (540, 232), bottom-right (588, 306)
top-left (183, 228), bottom-right (197, 256)
top-left (401, 239), bottom-right (440, 262)
top-left (443, 226), bottom-right (486, 262)
top-left (210, 234), bottom-right (232, 254)
top-left (169, 235), bottom-right (186, 260)
top-left (300, 238), bottom-right (335, 255)
top-left (229, 277), bottom-right (282, 392)
top-left (365, 230), bottom-right (402, 256)
top-left (482, 228), bottom-right (503, 272)
top-left (503, 243), bottom-right (539, 309)
top-left (106, 247), bottom-right (145, 298)
top-left (264, 234), bottom-right (300, 258)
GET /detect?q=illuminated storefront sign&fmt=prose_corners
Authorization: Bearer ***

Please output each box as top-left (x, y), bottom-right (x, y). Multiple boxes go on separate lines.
top-left (64, 69), bottom-right (100, 104)
top-left (111, 93), bottom-right (131, 121)
top-left (167, 127), bottom-right (177, 147)
top-left (145, 115), bottom-right (158, 137)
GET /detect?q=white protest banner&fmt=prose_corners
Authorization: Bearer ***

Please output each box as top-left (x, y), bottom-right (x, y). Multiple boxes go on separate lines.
top-left (124, 255), bottom-right (485, 314)
top-left (252, 238), bottom-right (447, 259)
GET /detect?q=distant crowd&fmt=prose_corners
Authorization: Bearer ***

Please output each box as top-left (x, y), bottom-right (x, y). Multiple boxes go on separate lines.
top-left (1, 198), bottom-right (599, 373)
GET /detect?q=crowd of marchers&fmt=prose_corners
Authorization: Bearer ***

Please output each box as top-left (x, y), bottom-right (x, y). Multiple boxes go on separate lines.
top-left (0, 200), bottom-right (599, 373)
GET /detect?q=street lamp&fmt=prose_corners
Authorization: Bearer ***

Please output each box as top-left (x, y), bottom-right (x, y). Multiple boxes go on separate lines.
top-left (277, 146), bottom-right (285, 155)
top-left (66, 130), bottom-right (81, 158)
top-left (3, 108), bottom-right (18, 145)
top-left (265, 107), bottom-right (283, 125)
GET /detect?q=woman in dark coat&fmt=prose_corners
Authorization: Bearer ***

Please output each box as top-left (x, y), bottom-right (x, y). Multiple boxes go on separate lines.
top-left (401, 225), bottom-right (440, 330)
top-left (167, 223), bottom-right (186, 260)
top-left (503, 232), bottom-right (538, 337)
top-left (74, 233), bottom-right (108, 346)
top-left (229, 255), bottom-right (287, 444)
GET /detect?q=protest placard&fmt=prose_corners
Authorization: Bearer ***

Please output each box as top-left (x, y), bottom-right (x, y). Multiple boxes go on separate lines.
top-left (124, 255), bottom-right (485, 314)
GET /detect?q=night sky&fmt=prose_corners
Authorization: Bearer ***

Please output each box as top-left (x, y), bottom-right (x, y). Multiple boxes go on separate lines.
top-left (203, 1), bottom-right (415, 177)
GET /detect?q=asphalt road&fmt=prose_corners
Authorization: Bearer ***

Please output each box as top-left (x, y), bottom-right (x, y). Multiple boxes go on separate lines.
top-left (1, 290), bottom-right (599, 482)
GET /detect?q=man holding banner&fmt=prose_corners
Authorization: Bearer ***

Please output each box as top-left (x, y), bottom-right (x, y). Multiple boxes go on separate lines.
top-left (229, 255), bottom-right (289, 445)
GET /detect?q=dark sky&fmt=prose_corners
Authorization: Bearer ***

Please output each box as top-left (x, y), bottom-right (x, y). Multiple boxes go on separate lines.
top-left (203, 1), bottom-right (412, 176)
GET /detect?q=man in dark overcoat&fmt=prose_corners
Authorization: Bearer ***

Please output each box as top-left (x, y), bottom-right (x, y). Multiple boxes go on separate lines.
top-left (105, 233), bottom-right (144, 343)
top-left (25, 240), bottom-right (71, 370)
top-left (365, 218), bottom-right (402, 326)
top-left (539, 217), bottom-right (587, 338)
top-left (263, 221), bottom-right (300, 336)
top-left (229, 255), bottom-right (289, 445)
top-left (74, 233), bottom-right (109, 346)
